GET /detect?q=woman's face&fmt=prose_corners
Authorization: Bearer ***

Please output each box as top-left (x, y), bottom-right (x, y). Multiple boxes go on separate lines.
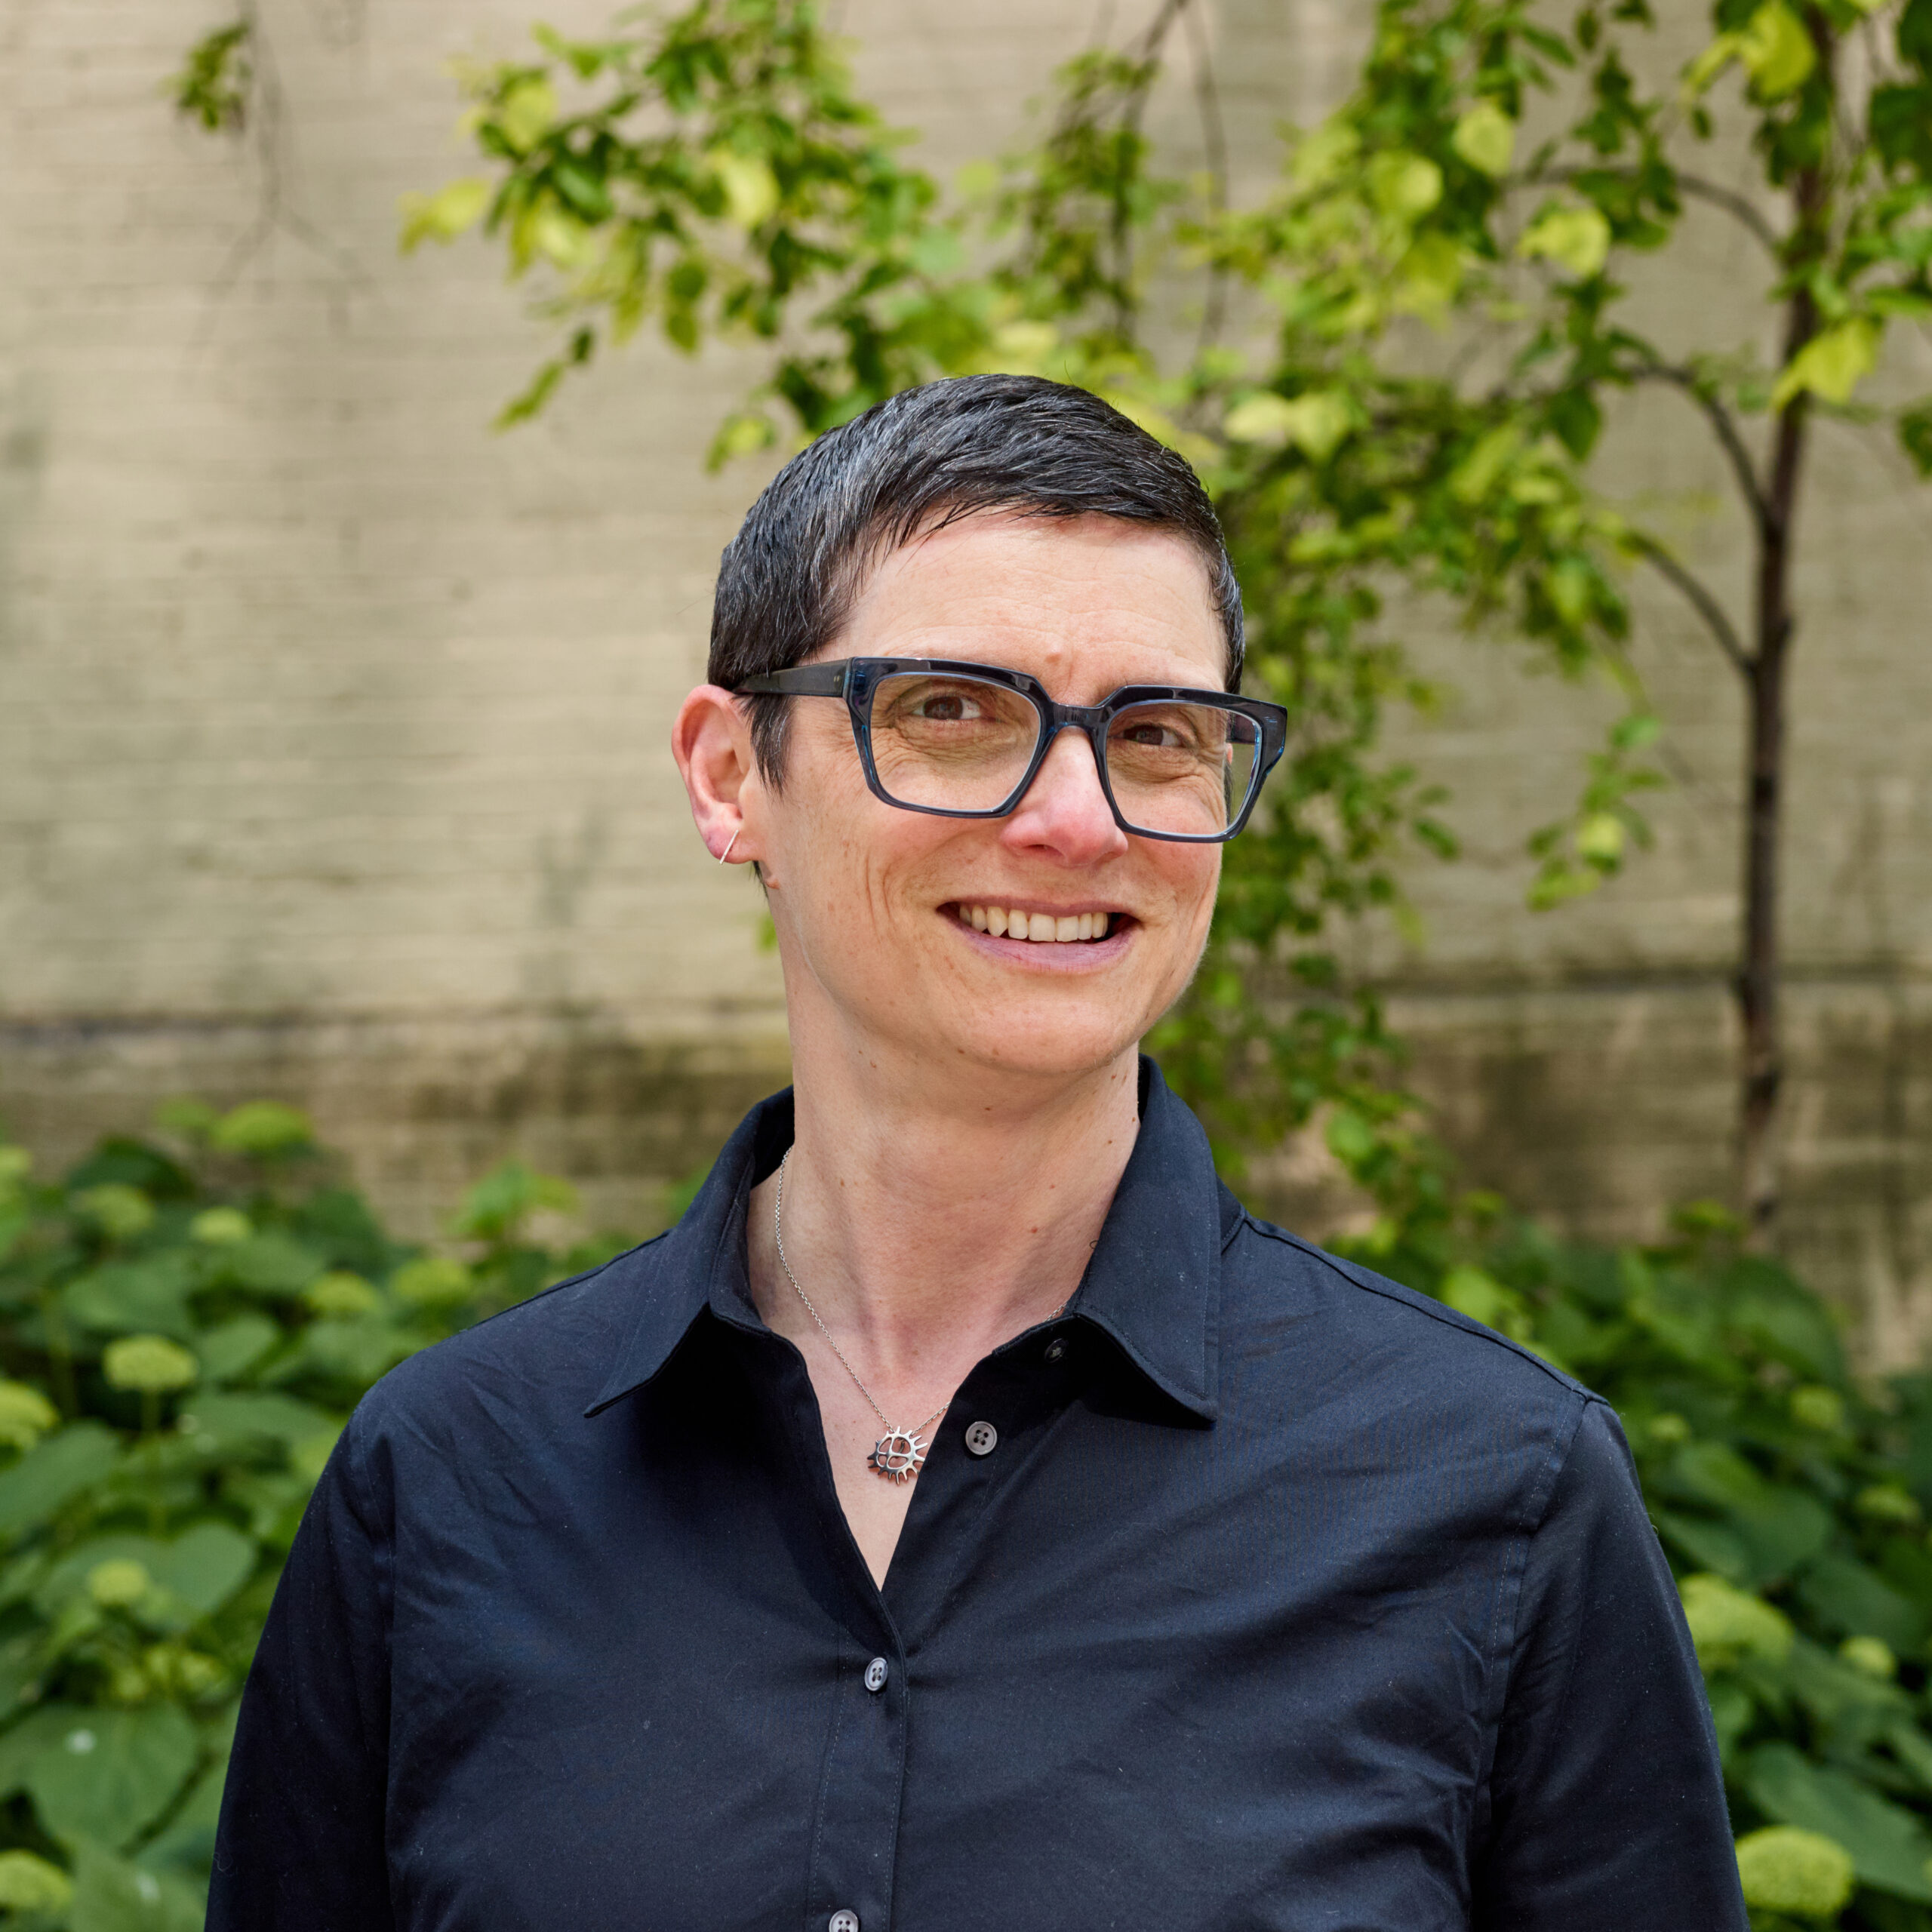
top-left (749, 512), bottom-right (1228, 1089)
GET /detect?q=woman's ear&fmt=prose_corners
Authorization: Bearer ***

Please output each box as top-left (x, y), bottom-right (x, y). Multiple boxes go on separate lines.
top-left (672, 685), bottom-right (763, 868)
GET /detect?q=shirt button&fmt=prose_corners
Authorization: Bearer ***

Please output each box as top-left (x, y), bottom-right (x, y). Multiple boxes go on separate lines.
top-left (1044, 1337), bottom-right (1068, 1364)
top-left (863, 1657), bottom-right (889, 1694)
top-left (829, 1913), bottom-right (860, 1932)
top-left (964, 1420), bottom-right (998, 1457)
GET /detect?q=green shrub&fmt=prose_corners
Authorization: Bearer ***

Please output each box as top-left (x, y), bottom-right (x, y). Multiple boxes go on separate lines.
top-left (1355, 1205), bottom-right (1932, 1932)
top-left (0, 1107), bottom-right (622, 1927)
top-left (3, 1106), bottom-right (1931, 1930)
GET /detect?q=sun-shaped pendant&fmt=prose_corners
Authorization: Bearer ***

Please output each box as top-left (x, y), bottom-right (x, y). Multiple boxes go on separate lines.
top-left (869, 1429), bottom-right (928, 1482)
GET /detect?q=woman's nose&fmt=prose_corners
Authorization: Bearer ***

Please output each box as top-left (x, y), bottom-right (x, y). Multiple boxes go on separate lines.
top-left (998, 728), bottom-right (1131, 865)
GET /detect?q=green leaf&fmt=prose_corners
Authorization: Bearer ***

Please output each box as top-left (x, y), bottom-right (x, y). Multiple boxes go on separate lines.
top-left (68, 1844), bottom-right (205, 1932)
top-left (495, 77), bottom-right (557, 155)
top-left (220, 1233), bottom-right (327, 1297)
top-left (708, 149), bottom-right (780, 229)
top-left (147, 1521), bottom-right (256, 1618)
top-left (1394, 232), bottom-right (1466, 315)
top-left (1738, 1), bottom-right (1817, 99)
top-left (1680, 1571), bottom-right (1794, 1668)
top-left (1780, 1633), bottom-right (1912, 1730)
top-left (398, 177), bottom-right (492, 251)
top-left (0, 1706), bottom-right (92, 1796)
top-left (38, 1523), bottom-right (254, 1629)
top-left (1745, 1743), bottom-right (1932, 1902)
top-left (137, 1756), bottom-right (226, 1871)
top-left (0, 1425), bottom-right (121, 1539)
top-left (1771, 319), bottom-right (1878, 411)
top-left (195, 1314), bottom-right (279, 1383)
top-left (1654, 1508), bottom-right (1754, 1581)
top-left (1795, 1554), bottom-right (1928, 1654)
top-left (1366, 151), bottom-right (1443, 223)
top-left (1727, 1263), bottom-right (1846, 1382)
top-left (1547, 387), bottom-right (1602, 460)
top-left (1438, 1266), bottom-right (1517, 1331)
top-left (1224, 391), bottom-right (1354, 460)
top-left (1451, 102), bottom-right (1516, 178)
top-left (179, 1392), bottom-right (335, 1451)
top-left (26, 1705), bottom-right (198, 1850)
top-left (447, 1161), bottom-right (577, 1244)
top-left (1898, 400), bottom-right (1932, 476)
top-left (1451, 426), bottom-right (1522, 503)
top-left (1666, 1444), bottom-right (1833, 1581)
top-left (64, 1258), bottom-right (195, 1340)
top-left (1518, 204), bottom-right (1612, 279)
top-left (1905, 0), bottom-right (1932, 69)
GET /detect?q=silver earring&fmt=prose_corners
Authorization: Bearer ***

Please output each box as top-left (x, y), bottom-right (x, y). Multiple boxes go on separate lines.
top-left (718, 827), bottom-right (741, 864)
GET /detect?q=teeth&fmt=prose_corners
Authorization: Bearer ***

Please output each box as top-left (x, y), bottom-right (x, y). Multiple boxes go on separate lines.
top-left (956, 906), bottom-right (1113, 943)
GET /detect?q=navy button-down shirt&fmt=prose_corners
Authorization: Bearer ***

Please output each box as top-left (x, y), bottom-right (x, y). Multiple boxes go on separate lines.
top-left (210, 1062), bottom-right (1746, 1931)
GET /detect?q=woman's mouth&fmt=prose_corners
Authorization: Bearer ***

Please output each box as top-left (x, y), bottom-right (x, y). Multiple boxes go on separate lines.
top-left (949, 903), bottom-right (1121, 944)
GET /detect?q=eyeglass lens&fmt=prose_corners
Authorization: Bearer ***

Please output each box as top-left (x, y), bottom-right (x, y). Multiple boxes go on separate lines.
top-left (866, 672), bottom-right (1260, 838)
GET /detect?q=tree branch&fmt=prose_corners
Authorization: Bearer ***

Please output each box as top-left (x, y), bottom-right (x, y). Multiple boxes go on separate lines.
top-left (1626, 359), bottom-right (1772, 537)
top-left (1629, 532), bottom-right (1752, 678)
top-left (1674, 172), bottom-right (1785, 254)
top-left (1529, 166), bottom-right (1783, 256)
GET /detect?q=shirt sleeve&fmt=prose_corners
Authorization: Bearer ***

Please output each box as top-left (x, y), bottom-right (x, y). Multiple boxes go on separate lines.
top-left (1472, 1395), bottom-right (1748, 1931)
top-left (207, 1407), bottom-right (394, 1930)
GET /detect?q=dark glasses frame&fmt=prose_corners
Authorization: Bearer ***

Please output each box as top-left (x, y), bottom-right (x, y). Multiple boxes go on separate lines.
top-left (736, 657), bottom-right (1288, 844)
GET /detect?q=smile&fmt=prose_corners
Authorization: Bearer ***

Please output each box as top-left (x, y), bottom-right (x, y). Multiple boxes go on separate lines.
top-left (952, 904), bottom-right (1118, 943)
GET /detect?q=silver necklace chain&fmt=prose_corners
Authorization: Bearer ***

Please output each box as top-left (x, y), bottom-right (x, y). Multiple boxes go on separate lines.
top-left (774, 1147), bottom-right (952, 1481)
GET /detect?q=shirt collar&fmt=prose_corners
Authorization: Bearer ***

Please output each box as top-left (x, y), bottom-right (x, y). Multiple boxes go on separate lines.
top-left (586, 1055), bottom-right (1221, 1423)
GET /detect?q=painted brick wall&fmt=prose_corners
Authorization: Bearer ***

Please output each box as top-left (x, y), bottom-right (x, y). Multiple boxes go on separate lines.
top-left (2, 0), bottom-right (1927, 1352)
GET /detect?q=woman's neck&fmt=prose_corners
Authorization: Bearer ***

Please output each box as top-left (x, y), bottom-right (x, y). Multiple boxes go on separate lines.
top-left (746, 1036), bottom-right (1142, 1389)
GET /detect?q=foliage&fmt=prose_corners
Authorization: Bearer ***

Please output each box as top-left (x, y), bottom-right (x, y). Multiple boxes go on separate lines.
top-left (0, 1109), bottom-right (619, 1925)
top-left (1352, 1192), bottom-right (1932, 1931)
top-left (168, 21), bottom-right (251, 135)
top-left (399, 0), bottom-right (1932, 1221)
top-left (7, 1100), bottom-right (1932, 1923)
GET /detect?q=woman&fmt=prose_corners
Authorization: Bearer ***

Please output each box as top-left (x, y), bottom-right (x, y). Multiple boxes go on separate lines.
top-left (210, 375), bottom-right (1745, 1931)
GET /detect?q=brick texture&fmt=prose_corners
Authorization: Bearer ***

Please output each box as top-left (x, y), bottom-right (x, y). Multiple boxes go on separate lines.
top-left (2, 0), bottom-right (1928, 1352)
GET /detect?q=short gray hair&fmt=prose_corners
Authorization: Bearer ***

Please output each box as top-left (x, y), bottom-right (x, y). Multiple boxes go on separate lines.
top-left (707, 374), bottom-right (1245, 784)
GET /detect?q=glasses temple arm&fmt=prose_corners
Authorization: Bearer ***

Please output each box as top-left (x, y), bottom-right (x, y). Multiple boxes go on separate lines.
top-left (736, 663), bottom-right (851, 697)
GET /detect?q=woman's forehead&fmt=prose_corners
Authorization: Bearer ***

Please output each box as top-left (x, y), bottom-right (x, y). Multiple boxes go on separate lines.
top-left (837, 512), bottom-right (1227, 689)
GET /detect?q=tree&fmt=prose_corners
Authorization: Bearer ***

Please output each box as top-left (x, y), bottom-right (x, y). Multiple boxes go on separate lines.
top-left (394, 0), bottom-right (1932, 1241)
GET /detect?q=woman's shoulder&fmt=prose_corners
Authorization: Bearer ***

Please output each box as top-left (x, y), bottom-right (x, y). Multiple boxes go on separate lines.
top-left (1220, 1203), bottom-right (1592, 1420)
top-left (345, 1231), bottom-right (679, 1451)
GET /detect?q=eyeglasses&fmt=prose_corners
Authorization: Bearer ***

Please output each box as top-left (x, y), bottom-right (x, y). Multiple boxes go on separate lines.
top-left (737, 657), bottom-right (1287, 844)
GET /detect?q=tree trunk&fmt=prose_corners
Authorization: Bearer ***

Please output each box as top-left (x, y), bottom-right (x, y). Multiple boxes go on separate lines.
top-left (1740, 166), bottom-right (1825, 1243)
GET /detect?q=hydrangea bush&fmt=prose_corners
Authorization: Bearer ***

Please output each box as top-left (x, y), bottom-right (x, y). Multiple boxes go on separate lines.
top-left (0, 1106), bottom-right (622, 1930)
top-left (0, 1103), bottom-right (1929, 1927)
top-left (1352, 1201), bottom-right (1932, 1932)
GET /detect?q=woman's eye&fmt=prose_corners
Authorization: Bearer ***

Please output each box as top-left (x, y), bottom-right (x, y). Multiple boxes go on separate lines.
top-left (915, 693), bottom-right (979, 721)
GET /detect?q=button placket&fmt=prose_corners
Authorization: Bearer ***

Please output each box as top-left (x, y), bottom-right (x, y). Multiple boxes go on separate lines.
top-left (803, 1633), bottom-right (906, 1932)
